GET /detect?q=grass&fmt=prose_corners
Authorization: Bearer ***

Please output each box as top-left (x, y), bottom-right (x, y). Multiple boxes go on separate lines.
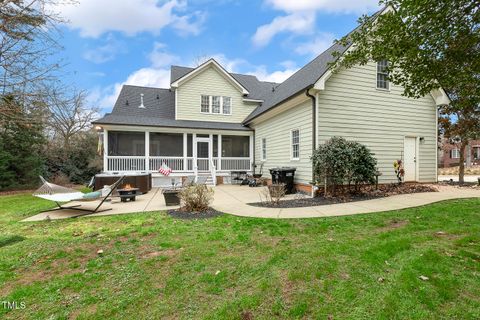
top-left (0, 194), bottom-right (479, 319)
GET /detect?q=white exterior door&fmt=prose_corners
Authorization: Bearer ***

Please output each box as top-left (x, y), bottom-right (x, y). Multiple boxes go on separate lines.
top-left (404, 137), bottom-right (417, 182)
top-left (196, 139), bottom-right (210, 171)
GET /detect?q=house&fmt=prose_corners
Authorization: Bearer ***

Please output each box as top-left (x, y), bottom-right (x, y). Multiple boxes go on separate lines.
top-left (439, 139), bottom-right (480, 168)
top-left (92, 8), bottom-right (449, 191)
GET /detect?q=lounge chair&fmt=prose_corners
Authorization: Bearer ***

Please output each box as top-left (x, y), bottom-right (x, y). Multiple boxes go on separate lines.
top-left (33, 176), bottom-right (125, 216)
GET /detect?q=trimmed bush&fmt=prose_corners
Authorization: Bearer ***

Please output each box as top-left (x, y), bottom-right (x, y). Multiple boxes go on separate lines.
top-left (311, 137), bottom-right (377, 195)
top-left (179, 184), bottom-right (214, 212)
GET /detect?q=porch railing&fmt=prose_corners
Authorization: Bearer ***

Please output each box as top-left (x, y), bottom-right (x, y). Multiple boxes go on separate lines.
top-left (149, 157), bottom-right (193, 171)
top-left (106, 156), bottom-right (250, 172)
top-left (221, 157), bottom-right (251, 171)
top-left (107, 156), bottom-right (146, 171)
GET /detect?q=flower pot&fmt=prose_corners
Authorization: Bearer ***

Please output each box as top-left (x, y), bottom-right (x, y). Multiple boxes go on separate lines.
top-left (163, 190), bottom-right (180, 206)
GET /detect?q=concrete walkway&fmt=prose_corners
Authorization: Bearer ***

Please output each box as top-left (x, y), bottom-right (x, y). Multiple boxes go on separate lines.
top-left (212, 184), bottom-right (480, 219)
top-left (22, 184), bottom-right (480, 222)
top-left (22, 188), bottom-right (177, 222)
top-left (439, 175), bottom-right (480, 183)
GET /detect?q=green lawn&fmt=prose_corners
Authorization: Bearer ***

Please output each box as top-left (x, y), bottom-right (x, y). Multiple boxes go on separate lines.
top-left (0, 194), bottom-right (479, 319)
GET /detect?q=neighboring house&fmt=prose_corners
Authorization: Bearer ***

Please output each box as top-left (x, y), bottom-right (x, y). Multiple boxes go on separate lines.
top-left (439, 139), bottom-right (480, 168)
top-left (92, 7), bottom-right (449, 190)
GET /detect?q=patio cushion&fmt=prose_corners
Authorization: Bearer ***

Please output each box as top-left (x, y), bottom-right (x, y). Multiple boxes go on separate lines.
top-left (82, 191), bottom-right (102, 200)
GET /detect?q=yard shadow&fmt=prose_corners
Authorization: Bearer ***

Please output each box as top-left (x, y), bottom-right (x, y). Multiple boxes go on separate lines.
top-left (0, 235), bottom-right (26, 248)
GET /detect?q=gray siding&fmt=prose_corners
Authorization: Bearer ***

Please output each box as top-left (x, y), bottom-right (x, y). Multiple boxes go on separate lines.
top-left (317, 62), bottom-right (437, 183)
top-left (253, 100), bottom-right (313, 184)
top-left (176, 66), bottom-right (257, 123)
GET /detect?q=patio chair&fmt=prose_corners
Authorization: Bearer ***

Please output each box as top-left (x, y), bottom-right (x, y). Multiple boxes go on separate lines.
top-left (33, 176), bottom-right (125, 216)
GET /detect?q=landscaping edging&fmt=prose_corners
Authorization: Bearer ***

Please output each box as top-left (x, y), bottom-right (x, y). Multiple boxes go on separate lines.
top-left (248, 183), bottom-right (439, 208)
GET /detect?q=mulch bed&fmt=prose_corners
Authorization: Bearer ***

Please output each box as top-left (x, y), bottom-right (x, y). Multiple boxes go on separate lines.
top-left (167, 207), bottom-right (225, 220)
top-left (249, 183), bottom-right (439, 208)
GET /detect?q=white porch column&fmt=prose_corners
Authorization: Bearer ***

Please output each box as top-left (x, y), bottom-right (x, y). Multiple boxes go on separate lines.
top-left (193, 133), bottom-right (197, 172)
top-left (249, 133), bottom-right (254, 171)
top-left (145, 131), bottom-right (150, 172)
top-left (103, 129), bottom-right (108, 172)
top-left (209, 134), bottom-right (213, 168)
top-left (183, 133), bottom-right (187, 171)
top-left (218, 134), bottom-right (222, 171)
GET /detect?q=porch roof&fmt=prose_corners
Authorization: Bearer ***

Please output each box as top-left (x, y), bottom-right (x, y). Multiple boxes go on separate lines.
top-left (93, 114), bottom-right (252, 131)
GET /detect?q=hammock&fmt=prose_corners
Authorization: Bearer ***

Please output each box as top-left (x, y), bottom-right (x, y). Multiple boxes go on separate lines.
top-left (33, 176), bottom-right (125, 215)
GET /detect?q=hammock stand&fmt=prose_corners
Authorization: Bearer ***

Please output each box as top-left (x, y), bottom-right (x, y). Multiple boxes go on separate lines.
top-left (33, 176), bottom-right (125, 216)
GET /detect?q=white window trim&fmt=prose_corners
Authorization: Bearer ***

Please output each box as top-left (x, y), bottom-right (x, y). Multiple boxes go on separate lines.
top-left (222, 96), bottom-right (232, 115)
top-left (290, 129), bottom-right (300, 161)
top-left (376, 60), bottom-right (390, 91)
top-left (200, 95), bottom-right (210, 114)
top-left (261, 138), bottom-right (267, 161)
top-left (200, 95), bottom-right (232, 115)
top-left (451, 148), bottom-right (460, 159)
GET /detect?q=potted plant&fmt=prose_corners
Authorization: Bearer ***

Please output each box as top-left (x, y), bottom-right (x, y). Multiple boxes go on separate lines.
top-left (163, 179), bottom-right (180, 206)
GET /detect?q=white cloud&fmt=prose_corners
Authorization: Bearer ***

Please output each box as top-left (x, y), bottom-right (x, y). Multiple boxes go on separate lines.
top-left (83, 35), bottom-right (127, 64)
top-left (56, 0), bottom-right (205, 38)
top-left (92, 43), bottom-right (178, 110)
top-left (253, 0), bottom-right (379, 48)
top-left (148, 42), bottom-right (180, 67)
top-left (294, 32), bottom-right (336, 56)
top-left (248, 64), bottom-right (298, 83)
top-left (252, 12), bottom-right (315, 47)
top-left (265, 0), bottom-right (379, 13)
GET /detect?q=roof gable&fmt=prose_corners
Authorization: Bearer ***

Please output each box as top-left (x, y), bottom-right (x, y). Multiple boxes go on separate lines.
top-left (171, 59), bottom-right (250, 95)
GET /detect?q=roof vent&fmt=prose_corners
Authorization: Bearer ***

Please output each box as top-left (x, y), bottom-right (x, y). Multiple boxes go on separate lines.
top-left (139, 93), bottom-right (145, 109)
top-left (156, 94), bottom-right (159, 99)
top-left (126, 99), bottom-right (129, 106)
top-left (271, 86), bottom-right (275, 92)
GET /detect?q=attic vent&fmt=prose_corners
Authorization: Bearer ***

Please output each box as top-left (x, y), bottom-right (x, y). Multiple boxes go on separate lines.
top-left (139, 93), bottom-right (145, 109)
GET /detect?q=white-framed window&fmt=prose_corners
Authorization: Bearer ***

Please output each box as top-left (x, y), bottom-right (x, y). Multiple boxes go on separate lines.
top-left (474, 147), bottom-right (480, 160)
top-left (222, 96), bottom-right (231, 114)
top-left (261, 138), bottom-right (267, 161)
top-left (201, 95), bottom-right (210, 113)
top-left (291, 129), bottom-right (300, 160)
top-left (450, 148), bottom-right (460, 159)
top-left (212, 96), bottom-right (221, 114)
top-left (376, 60), bottom-right (389, 90)
top-left (200, 95), bottom-right (232, 114)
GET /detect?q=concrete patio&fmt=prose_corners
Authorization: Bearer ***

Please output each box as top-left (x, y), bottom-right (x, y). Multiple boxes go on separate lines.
top-left (22, 183), bottom-right (480, 222)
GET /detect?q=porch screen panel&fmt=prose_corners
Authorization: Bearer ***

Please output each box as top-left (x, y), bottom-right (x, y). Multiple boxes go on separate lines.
top-left (150, 133), bottom-right (183, 156)
top-left (221, 135), bottom-right (250, 157)
top-left (108, 131), bottom-right (145, 156)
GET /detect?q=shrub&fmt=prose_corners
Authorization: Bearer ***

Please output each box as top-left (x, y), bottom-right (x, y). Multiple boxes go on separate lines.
top-left (179, 184), bottom-right (214, 212)
top-left (311, 137), bottom-right (377, 195)
top-left (261, 183), bottom-right (286, 205)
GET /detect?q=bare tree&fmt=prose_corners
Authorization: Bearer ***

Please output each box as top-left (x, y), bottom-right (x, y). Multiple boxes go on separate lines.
top-left (0, 0), bottom-right (73, 108)
top-left (46, 88), bottom-right (99, 149)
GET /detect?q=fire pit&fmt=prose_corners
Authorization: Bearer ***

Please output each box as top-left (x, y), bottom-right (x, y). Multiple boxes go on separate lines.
top-left (117, 184), bottom-right (140, 202)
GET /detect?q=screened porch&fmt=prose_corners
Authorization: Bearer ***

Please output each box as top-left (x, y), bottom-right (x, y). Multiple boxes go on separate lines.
top-left (103, 130), bottom-right (253, 173)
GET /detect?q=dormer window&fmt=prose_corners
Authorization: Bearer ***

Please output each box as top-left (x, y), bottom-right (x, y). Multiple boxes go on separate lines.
top-left (223, 97), bottom-right (231, 114)
top-left (212, 96), bottom-right (221, 113)
top-left (201, 95), bottom-right (210, 113)
top-left (200, 95), bottom-right (232, 115)
top-left (376, 60), bottom-right (389, 90)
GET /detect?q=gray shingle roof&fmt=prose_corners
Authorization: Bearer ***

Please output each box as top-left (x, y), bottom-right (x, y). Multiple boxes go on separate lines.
top-left (92, 85), bottom-right (251, 131)
top-left (171, 65), bottom-right (278, 101)
top-left (242, 42), bottom-right (350, 123)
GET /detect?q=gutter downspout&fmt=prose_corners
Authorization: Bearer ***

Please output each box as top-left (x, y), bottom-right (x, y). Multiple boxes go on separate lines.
top-left (306, 87), bottom-right (317, 195)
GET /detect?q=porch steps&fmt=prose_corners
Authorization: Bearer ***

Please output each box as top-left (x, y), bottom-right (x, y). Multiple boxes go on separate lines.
top-left (197, 174), bottom-right (216, 186)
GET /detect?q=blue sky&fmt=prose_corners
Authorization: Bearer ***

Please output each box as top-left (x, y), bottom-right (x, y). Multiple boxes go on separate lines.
top-left (53, 0), bottom-right (380, 112)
